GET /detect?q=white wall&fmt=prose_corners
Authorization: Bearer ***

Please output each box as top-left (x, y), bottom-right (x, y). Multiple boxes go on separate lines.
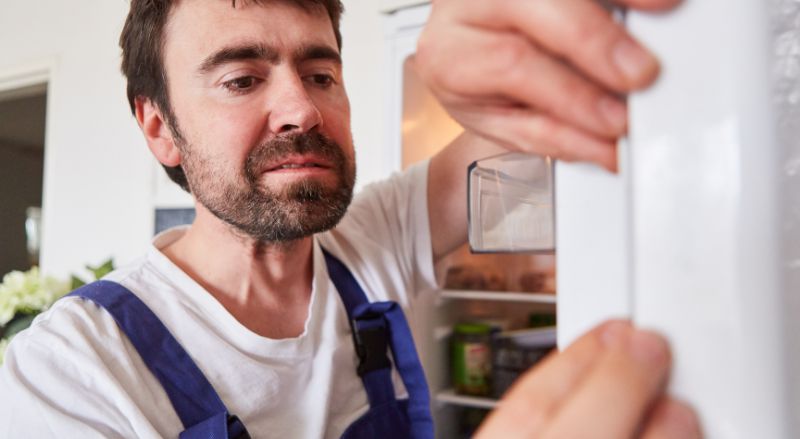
top-left (0, 1), bottom-right (392, 279)
top-left (0, 1), bottom-right (154, 279)
top-left (340, 0), bottom-right (394, 189)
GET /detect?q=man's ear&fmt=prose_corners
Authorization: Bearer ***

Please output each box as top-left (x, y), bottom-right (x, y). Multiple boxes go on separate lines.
top-left (135, 97), bottom-right (182, 167)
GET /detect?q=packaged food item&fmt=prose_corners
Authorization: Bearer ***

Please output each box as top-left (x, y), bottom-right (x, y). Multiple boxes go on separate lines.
top-left (491, 327), bottom-right (556, 398)
top-left (444, 265), bottom-right (486, 290)
top-left (518, 271), bottom-right (547, 292)
top-left (528, 313), bottom-right (557, 328)
top-left (452, 322), bottom-right (494, 396)
top-left (484, 271), bottom-right (507, 291)
top-left (444, 264), bottom-right (507, 291)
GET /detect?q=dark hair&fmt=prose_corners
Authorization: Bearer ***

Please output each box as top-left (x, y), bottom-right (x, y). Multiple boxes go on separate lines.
top-left (119, 0), bottom-right (344, 192)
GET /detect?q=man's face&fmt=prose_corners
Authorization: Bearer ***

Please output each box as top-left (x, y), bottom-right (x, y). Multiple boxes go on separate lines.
top-left (161, 0), bottom-right (355, 242)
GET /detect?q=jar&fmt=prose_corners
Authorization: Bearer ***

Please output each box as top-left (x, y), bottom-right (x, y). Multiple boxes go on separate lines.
top-left (452, 322), bottom-right (493, 396)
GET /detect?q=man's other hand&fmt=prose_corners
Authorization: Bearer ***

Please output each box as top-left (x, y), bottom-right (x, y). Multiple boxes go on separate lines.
top-left (476, 321), bottom-right (702, 438)
top-left (416, 0), bottom-right (682, 172)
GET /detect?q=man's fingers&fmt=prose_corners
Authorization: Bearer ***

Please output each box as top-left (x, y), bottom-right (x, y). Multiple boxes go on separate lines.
top-left (452, 108), bottom-right (618, 171)
top-left (541, 326), bottom-right (672, 438)
top-left (448, 0), bottom-right (660, 93)
top-left (612, 0), bottom-right (683, 12)
top-left (420, 3), bottom-right (633, 139)
top-left (486, 35), bottom-right (629, 139)
top-left (641, 397), bottom-right (703, 439)
top-left (474, 321), bottom-right (629, 438)
top-left (417, 0), bottom-right (683, 168)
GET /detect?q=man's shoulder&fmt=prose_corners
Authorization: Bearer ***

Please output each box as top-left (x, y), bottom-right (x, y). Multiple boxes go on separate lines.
top-left (0, 293), bottom-right (175, 438)
top-left (5, 258), bottom-right (159, 377)
top-left (10, 294), bottom-right (129, 362)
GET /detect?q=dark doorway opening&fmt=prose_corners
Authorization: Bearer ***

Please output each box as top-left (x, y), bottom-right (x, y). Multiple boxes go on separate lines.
top-left (0, 84), bottom-right (47, 275)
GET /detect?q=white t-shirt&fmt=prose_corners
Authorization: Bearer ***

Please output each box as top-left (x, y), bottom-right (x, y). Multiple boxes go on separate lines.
top-left (0, 161), bottom-right (437, 438)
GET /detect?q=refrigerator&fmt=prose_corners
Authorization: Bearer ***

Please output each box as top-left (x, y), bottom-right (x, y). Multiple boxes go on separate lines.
top-left (386, 1), bottom-right (800, 437)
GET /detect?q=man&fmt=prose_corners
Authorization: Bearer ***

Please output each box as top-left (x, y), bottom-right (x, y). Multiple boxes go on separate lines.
top-left (0, 0), bottom-right (699, 437)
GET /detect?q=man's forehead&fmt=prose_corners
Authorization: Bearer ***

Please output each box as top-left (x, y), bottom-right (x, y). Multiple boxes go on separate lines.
top-left (163, 0), bottom-right (336, 59)
top-left (168, 0), bottom-right (329, 18)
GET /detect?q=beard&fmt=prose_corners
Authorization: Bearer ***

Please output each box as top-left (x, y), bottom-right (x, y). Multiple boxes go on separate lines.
top-left (179, 131), bottom-right (356, 243)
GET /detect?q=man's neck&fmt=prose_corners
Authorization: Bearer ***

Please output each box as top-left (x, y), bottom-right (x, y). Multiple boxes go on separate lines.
top-left (161, 204), bottom-right (315, 339)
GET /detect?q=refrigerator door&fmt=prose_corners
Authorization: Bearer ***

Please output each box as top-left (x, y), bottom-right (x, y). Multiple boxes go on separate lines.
top-left (558, 1), bottom-right (799, 437)
top-left (627, 1), bottom-right (794, 437)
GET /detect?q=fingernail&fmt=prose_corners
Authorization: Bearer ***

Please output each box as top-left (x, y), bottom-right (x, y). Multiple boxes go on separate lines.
top-left (629, 330), bottom-right (668, 366)
top-left (613, 38), bottom-right (656, 83)
top-left (598, 96), bottom-right (627, 132)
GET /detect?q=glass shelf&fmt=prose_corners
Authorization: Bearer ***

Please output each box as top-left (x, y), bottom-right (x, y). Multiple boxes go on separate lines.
top-left (439, 289), bottom-right (556, 305)
top-left (436, 389), bottom-right (499, 410)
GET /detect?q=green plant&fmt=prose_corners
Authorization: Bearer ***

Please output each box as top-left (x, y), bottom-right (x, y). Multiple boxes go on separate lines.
top-left (70, 259), bottom-right (115, 290)
top-left (0, 259), bottom-right (114, 365)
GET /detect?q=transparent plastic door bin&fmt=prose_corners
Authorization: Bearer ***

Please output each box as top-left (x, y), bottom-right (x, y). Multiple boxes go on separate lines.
top-left (468, 152), bottom-right (555, 253)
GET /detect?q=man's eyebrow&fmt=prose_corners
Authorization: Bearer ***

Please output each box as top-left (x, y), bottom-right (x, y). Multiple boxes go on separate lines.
top-left (294, 44), bottom-right (342, 65)
top-left (197, 43), bottom-right (279, 74)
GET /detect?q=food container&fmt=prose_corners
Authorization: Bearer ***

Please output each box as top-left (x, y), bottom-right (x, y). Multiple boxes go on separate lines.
top-left (452, 322), bottom-right (494, 396)
top-left (491, 327), bottom-right (556, 398)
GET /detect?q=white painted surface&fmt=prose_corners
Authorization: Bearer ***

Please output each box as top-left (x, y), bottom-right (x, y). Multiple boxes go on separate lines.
top-left (340, 0), bottom-right (397, 191)
top-left (628, 1), bottom-right (789, 437)
top-left (383, 4), bottom-right (435, 174)
top-left (555, 161), bottom-right (631, 347)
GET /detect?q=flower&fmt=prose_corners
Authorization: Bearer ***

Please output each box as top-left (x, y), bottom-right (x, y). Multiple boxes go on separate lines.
top-left (0, 262), bottom-right (112, 365)
top-left (0, 267), bottom-right (70, 365)
top-left (0, 267), bottom-right (70, 327)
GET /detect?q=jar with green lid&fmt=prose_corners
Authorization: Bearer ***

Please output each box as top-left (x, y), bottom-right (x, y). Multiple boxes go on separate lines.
top-left (452, 322), bottom-right (493, 396)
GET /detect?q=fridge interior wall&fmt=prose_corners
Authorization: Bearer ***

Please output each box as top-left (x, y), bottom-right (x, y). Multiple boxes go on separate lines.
top-left (401, 57), bottom-right (556, 291)
top-left (400, 53), bottom-right (556, 437)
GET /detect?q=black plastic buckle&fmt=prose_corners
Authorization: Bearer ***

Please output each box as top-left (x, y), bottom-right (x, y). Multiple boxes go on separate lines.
top-left (352, 318), bottom-right (392, 376)
top-left (227, 414), bottom-right (251, 439)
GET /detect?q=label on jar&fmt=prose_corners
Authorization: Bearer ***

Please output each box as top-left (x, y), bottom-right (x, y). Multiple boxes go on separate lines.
top-left (454, 341), bottom-right (491, 395)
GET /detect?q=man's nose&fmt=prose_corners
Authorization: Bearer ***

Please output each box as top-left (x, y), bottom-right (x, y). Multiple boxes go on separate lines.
top-left (268, 76), bottom-right (323, 134)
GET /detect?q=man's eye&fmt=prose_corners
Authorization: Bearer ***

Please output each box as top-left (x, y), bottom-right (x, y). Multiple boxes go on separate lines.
top-left (308, 74), bottom-right (334, 87)
top-left (223, 76), bottom-right (259, 93)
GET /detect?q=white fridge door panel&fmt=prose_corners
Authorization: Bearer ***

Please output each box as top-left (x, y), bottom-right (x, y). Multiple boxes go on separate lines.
top-left (556, 161), bottom-right (631, 348)
top-left (628, 1), bottom-right (790, 437)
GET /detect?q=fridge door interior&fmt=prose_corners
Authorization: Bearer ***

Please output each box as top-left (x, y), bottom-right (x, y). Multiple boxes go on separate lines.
top-left (559, 1), bottom-right (797, 437)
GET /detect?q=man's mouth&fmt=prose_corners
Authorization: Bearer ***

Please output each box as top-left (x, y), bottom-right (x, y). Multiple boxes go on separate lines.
top-left (262, 155), bottom-right (334, 173)
top-left (272, 163), bottom-right (325, 170)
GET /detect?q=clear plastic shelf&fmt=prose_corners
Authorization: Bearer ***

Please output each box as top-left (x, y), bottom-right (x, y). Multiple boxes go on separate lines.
top-left (468, 153), bottom-right (555, 253)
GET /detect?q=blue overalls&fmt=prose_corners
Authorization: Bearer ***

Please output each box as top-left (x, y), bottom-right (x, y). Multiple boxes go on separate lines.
top-left (67, 249), bottom-right (434, 438)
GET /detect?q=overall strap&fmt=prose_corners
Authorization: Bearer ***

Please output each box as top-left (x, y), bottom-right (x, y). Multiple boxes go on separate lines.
top-left (68, 281), bottom-right (241, 436)
top-left (322, 248), bottom-right (370, 316)
top-left (322, 249), bottom-right (434, 437)
top-left (353, 301), bottom-right (434, 437)
top-left (322, 248), bottom-right (396, 408)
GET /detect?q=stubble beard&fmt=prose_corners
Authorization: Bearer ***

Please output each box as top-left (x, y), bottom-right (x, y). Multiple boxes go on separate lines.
top-left (179, 131), bottom-right (356, 243)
